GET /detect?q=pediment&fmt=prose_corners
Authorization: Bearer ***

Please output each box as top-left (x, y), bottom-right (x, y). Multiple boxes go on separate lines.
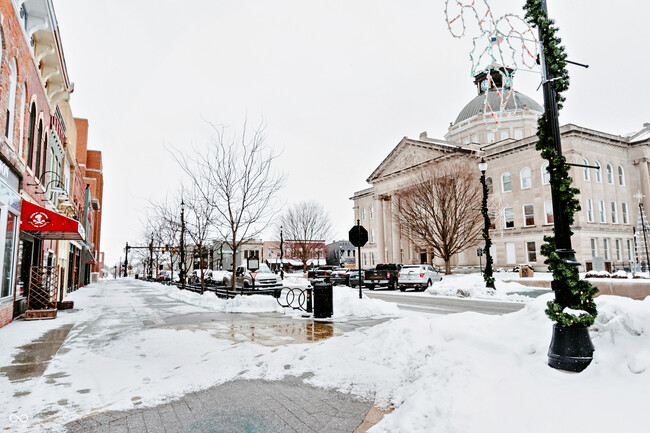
top-left (367, 138), bottom-right (457, 183)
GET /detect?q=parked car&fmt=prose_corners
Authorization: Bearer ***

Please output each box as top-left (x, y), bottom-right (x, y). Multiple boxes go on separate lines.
top-left (330, 268), bottom-right (351, 286)
top-left (307, 265), bottom-right (338, 283)
top-left (348, 269), bottom-right (365, 288)
top-left (397, 264), bottom-right (442, 291)
top-left (156, 271), bottom-right (171, 282)
top-left (187, 269), bottom-right (214, 284)
top-left (363, 263), bottom-right (401, 290)
top-left (224, 264), bottom-right (282, 289)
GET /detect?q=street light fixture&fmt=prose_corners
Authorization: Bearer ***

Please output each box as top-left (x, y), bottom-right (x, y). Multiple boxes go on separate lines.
top-left (478, 157), bottom-right (495, 289)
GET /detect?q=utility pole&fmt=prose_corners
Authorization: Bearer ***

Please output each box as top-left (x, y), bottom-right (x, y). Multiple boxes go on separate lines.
top-left (180, 200), bottom-right (186, 290)
top-left (124, 242), bottom-right (129, 277)
top-left (149, 234), bottom-right (154, 279)
top-left (280, 226), bottom-right (284, 280)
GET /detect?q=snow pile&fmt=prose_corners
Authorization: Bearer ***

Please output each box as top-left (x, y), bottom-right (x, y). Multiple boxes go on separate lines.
top-left (426, 273), bottom-right (535, 301)
top-left (155, 283), bottom-right (284, 313)
top-left (151, 280), bottom-right (399, 318)
top-left (266, 294), bottom-right (650, 432)
top-left (282, 275), bottom-right (310, 288)
top-left (332, 286), bottom-right (400, 318)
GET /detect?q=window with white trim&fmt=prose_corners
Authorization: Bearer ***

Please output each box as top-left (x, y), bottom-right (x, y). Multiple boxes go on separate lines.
top-left (606, 163), bottom-right (614, 184)
top-left (523, 204), bottom-right (535, 226)
top-left (370, 252), bottom-right (375, 266)
top-left (590, 239), bottom-right (597, 257)
top-left (363, 253), bottom-right (367, 266)
top-left (618, 166), bottom-right (625, 186)
top-left (520, 167), bottom-right (531, 189)
top-left (502, 172), bottom-right (512, 192)
top-left (500, 130), bottom-right (509, 141)
top-left (486, 177), bottom-right (493, 194)
top-left (603, 239), bottom-right (610, 260)
top-left (362, 208), bottom-right (366, 221)
top-left (369, 206), bottom-right (374, 220)
top-left (504, 207), bottom-right (514, 228)
top-left (487, 132), bottom-right (495, 143)
top-left (622, 202), bottom-right (629, 224)
top-left (514, 129), bottom-right (523, 139)
top-left (6, 58), bottom-right (17, 145)
top-left (370, 229), bottom-right (375, 244)
top-left (627, 239), bottom-right (633, 261)
top-left (526, 242), bottom-right (537, 262)
top-left (594, 161), bottom-right (602, 183)
top-left (598, 200), bottom-right (606, 223)
top-left (615, 239), bottom-right (622, 261)
top-left (541, 162), bottom-right (550, 185)
top-left (544, 201), bottom-right (554, 224)
top-left (582, 158), bottom-right (590, 182)
top-left (586, 199), bottom-right (594, 222)
top-left (18, 84), bottom-right (26, 157)
top-left (610, 202), bottom-right (618, 224)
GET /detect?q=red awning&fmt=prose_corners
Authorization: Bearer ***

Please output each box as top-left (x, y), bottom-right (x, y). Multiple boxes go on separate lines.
top-left (20, 200), bottom-right (86, 241)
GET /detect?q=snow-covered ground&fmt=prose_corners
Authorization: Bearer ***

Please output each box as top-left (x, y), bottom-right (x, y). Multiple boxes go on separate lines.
top-left (1, 277), bottom-right (648, 432)
top-left (426, 273), bottom-right (547, 301)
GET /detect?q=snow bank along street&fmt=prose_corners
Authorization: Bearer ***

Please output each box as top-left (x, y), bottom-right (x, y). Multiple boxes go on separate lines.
top-left (1, 278), bottom-right (649, 432)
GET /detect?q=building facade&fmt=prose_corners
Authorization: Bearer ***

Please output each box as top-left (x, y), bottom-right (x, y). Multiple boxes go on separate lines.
top-left (0, 0), bottom-right (104, 328)
top-left (351, 68), bottom-right (650, 272)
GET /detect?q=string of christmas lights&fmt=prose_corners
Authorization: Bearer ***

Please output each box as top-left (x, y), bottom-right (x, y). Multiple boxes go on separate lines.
top-left (444, 0), bottom-right (540, 131)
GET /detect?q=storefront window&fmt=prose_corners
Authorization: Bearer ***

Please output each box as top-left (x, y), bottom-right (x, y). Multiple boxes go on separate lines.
top-left (1, 213), bottom-right (17, 298)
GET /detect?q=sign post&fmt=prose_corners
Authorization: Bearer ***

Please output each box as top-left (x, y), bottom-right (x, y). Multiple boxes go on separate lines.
top-left (477, 247), bottom-right (483, 274)
top-left (349, 219), bottom-right (369, 299)
top-left (247, 258), bottom-right (260, 291)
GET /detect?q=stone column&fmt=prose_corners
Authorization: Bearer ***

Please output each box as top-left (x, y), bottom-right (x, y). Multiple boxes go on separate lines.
top-left (375, 197), bottom-right (385, 264)
top-left (390, 198), bottom-right (401, 263)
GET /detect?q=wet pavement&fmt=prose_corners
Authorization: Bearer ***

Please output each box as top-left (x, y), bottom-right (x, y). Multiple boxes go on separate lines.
top-left (1, 279), bottom-right (389, 432)
top-left (64, 377), bottom-right (373, 433)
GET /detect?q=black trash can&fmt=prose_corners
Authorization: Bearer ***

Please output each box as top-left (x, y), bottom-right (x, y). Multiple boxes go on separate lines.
top-left (312, 281), bottom-right (333, 319)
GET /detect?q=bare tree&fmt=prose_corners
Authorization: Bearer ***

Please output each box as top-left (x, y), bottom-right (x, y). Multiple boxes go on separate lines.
top-left (183, 184), bottom-right (216, 293)
top-left (148, 194), bottom-right (186, 282)
top-left (279, 201), bottom-right (332, 271)
top-left (174, 120), bottom-right (285, 290)
top-left (395, 157), bottom-right (483, 274)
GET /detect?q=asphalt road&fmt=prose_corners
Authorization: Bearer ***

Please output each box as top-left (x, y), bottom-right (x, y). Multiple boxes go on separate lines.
top-left (362, 290), bottom-right (525, 315)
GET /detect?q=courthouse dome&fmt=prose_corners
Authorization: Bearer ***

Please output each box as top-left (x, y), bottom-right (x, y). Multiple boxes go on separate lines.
top-left (453, 90), bottom-right (543, 125)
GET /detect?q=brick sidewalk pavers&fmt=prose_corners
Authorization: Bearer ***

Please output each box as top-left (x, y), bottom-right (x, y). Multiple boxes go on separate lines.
top-left (64, 376), bottom-right (372, 433)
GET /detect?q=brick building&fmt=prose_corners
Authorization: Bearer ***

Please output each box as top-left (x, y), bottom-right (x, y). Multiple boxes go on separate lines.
top-left (0, 0), bottom-right (104, 328)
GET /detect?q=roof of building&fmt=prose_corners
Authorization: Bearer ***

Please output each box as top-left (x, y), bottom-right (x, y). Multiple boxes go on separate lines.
top-left (453, 90), bottom-right (543, 125)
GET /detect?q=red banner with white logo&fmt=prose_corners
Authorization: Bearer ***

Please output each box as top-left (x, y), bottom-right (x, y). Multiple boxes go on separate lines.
top-left (20, 200), bottom-right (85, 240)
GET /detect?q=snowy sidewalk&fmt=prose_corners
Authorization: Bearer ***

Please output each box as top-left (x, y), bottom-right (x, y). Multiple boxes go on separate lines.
top-left (1, 279), bottom-right (394, 432)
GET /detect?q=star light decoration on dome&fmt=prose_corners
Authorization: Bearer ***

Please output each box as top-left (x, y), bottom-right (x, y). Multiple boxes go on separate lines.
top-left (444, 0), bottom-right (540, 131)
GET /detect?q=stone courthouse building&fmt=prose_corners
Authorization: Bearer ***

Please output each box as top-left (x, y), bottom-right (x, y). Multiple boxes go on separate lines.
top-left (351, 68), bottom-right (650, 272)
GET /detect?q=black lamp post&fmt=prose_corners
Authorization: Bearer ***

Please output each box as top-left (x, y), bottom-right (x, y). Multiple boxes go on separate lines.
top-left (280, 225), bottom-right (284, 280)
top-left (148, 233), bottom-right (154, 279)
top-left (180, 200), bottom-right (186, 290)
top-left (479, 158), bottom-right (495, 289)
top-left (535, 0), bottom-right (593, 372)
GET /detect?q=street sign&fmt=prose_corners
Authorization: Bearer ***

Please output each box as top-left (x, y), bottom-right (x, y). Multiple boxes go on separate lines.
top-left (477, 248), bottom-right (483, 257)
top-left (250, 272), bottom-right (257, 280)
top-left (247, 258), bottom-right (260, 271)
top-left (349, 224), bottom-right (369, 247)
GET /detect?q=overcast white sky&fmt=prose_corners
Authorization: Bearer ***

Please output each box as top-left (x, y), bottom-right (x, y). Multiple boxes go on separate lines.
top-left (52, 0), bottom-right (649, 266)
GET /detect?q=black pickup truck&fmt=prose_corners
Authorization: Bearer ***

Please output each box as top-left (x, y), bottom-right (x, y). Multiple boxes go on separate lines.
top-left (363, 263), bottom-right (401, 290)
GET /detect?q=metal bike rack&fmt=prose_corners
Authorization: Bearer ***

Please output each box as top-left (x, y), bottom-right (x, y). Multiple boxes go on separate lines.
top-left (276, 287), bottom-right (312, 313)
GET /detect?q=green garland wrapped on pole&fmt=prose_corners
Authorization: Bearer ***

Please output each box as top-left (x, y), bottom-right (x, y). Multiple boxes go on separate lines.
top-left (523, 0), bottom-right (598, 330)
